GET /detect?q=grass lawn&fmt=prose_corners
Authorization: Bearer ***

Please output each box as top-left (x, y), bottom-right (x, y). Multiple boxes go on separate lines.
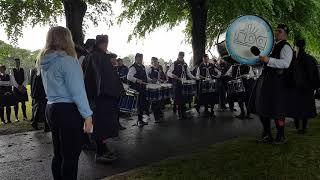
top-left (0, 85), bottom-right (34, 135)
top-left (108, 116), bottom-right (320, 180)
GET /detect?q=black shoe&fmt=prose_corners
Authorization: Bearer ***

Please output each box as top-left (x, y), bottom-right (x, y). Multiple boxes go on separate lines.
top-left (95, 152), bottom-right (118, 163)
top-left (155, 120), bottom-right (161, 124)
top-left (246, 114), bottom-right (253, 119)
top-left (273, 137), bottom-right (287, 145)
top-left (230, 108), bottom-right (237, 112)
top-left (235, 114), bottom-right (245, 120)
top-left (31, 123), bottom-right (40, 130)
top-left (256, 135), bottom-right (273, 144)
top-left (195, 107), bottom-right (200, 114)
top-left (44, 128), bottom-right (50, 133)
top-left (210, 113), bottom-right (216, 120)
top-left (137, 121), bottom-right (148, 127)
top-left (119, 125), bottom-right (126, 130)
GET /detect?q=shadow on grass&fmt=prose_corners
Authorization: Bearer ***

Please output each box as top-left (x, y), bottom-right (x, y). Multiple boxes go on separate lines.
top-left (107, 116), bottom-right (320, 180)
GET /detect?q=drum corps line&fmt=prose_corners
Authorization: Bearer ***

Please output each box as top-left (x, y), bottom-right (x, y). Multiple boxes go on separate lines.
top-left (118, 51), bottom-right (258, 125)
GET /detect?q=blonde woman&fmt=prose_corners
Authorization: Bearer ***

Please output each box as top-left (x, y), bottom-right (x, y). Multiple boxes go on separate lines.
top-left (38, 26), bottom-right (93, 180)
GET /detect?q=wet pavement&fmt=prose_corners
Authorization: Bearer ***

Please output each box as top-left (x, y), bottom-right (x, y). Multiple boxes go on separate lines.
top-left (0, 103), bottom-right (311, 180)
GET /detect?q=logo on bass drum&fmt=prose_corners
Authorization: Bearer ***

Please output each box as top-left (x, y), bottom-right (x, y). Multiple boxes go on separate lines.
top-left (233, 23), bottom-right (268, 51)
top-left (225, 15), bottom-right (274, 65)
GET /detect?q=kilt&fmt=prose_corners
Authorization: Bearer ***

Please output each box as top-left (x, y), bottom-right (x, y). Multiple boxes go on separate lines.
top-left (0, 92), bottom-right (16, 107)
top-left (255, 73), bottom-right (291, 119)
top-left (13, 87), bottom-right (29, 103)
top-left (92, 96), bottom-right (119, 139)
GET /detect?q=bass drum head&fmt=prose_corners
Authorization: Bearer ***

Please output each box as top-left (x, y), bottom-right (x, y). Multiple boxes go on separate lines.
top-left (226, 15), bottom-right (274, 65)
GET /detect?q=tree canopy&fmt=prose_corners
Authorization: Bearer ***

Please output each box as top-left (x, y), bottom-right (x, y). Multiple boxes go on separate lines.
top-left (120, 0), bottom-right (320, 60)
top-left (0, 0), bottom-right (114, 44)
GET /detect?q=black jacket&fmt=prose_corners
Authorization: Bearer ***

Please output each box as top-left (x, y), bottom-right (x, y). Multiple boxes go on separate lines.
top-left (83, 48), bottom-right (125, 101)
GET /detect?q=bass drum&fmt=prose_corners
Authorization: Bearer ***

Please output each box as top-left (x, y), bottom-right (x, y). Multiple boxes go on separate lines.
top-left (216, 15), bottom-right (274, 65)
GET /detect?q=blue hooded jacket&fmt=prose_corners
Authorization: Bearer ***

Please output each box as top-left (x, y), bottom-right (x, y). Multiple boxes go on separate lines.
top-left (40, 51), bottom-right (92, 119)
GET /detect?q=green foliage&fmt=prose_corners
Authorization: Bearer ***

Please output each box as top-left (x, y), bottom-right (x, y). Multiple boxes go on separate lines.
top-left (0, 0), bottom-right (114, 43)
top-left (122, 54), bottom-right (135, 67)
top-left (0, 40), bottom-right (38, 72)
top-left (119, 0), bottom-right (320, 60)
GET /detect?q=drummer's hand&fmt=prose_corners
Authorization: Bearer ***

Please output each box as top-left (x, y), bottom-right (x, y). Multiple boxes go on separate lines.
top-left (172, 75), bottom-right (179, 79)
top-left (259, 56), bottom-right (269, 63)
top-left (137, 79), bottom-right (144, 84)
top-left (83, 117), bottom-right (93, 134)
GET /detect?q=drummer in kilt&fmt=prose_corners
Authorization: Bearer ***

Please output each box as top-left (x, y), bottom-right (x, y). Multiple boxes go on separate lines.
top-left (195, 54), bottom-right (221, 119)
top-left (225, 64), bottom-right (255, 119)
top-left (11, 58), bottom-right (28, 121)
top-left (0, 65), bottom-right (17, 124)
top-left (127, 53), bottom-right (153, 127)
top-left (147, 57), bottom-right (167, 123)
top-left (167, 51), bottom-right (196, 120)
top-left (255, 24), bottom-right (293, 144)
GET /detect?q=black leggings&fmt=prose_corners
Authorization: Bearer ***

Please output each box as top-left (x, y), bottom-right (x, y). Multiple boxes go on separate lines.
top-left (14, 101), bottom-right (27, 118)
top-left (0, 106), bottom-right (11, 122)
top-left (294, 118), bottom-right (308, 130)
top-left (46, 103), bottom-right (84, 180)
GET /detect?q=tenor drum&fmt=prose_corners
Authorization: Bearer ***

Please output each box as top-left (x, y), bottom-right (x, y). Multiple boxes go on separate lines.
top-left (216, 15), bottom-right (274, 65)
top-left (227, 79), bottom-right (245, 94)
top-left (160, 83), bottom-right (174, 99)
top-left (201, 79), bottom-right (217, 93)
top-left (182, 80), bottom-right (197, 96)
top-left (146, 84), bottom-right (162, 102)
top-left (119, 89), bottom-right (139, 113)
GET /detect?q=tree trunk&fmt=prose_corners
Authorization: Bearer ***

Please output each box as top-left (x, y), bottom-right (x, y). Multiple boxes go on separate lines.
top-left (63, 0), bottom-right (87, 45)
top-left (189, 0), bottom-right (208, 66)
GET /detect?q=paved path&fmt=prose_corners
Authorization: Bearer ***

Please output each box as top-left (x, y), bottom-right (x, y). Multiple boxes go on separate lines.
top-left (4, 101), bottom-right (320, 180)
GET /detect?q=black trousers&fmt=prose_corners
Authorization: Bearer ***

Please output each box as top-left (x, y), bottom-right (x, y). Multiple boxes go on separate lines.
top-left (14, 101), bottom-right (27, 119)
top-left (46, 103), bottom-right (84, 180)
top-left (151, 101), bottom-right (163, 121)
top-left (137, 92), bottom-right (149, 122)
top-left (218, 79), bottom-right (227, 109)
top-left (0, 106), bottom-right (11, 122)
top-left (31, 98), bottom-right (48, 128)
top-left (294, 118), bottom-right (308, 130)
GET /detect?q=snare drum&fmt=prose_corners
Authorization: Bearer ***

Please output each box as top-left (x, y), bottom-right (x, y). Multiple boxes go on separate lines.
top-left (201, 79), bottom-right (217, 93)
top-left (160, 83), bottom-right (174, 99)
top-left (227, 79), bottom-right (245, 94)
top-left (119, 89), bottom-right (139, 113)
top-left (182, 80), bottom-right (197, 96)
top-left (146, 84), bottom-right (162, 102)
